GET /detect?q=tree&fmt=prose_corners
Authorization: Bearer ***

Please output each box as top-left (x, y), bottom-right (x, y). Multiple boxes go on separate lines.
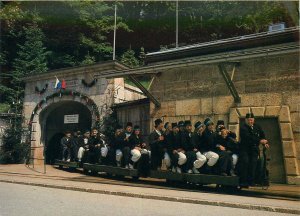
top-left (0, 13), bottom-right (48, 164)
top-left (36, 1), bottom-right (130, 67)
top-left (13, 19), bottom-right (48, 76)
top-left (80, 52), bottom-right (96, 66)
top-left (0, 117), bottom-right (28, 164)
top-left (120, 48), bottom-right (140, 68)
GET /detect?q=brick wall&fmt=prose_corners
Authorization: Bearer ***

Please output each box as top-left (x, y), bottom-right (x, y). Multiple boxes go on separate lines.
top-left (149, 51), bottom-right (300, 184)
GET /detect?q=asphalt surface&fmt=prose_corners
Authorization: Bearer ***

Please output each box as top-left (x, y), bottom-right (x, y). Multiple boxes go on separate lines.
top-left (0, 182), bottom-right (295, 216)
top-left (2, 165), bottom-right (297, 201)
top-left (0, 164), bottom-right (299, 215)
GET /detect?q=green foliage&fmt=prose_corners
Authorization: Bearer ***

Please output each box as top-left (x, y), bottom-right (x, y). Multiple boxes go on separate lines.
top-left (13, 19), bottom-right (48, 77)
top-left (0, 1), bottom-right (296, 77)
top-left (118, 1), bottom-right (297, 48)
top-left (1, 12), bottom-right (49, 105)
top-left (80, 52), bottom-right (96, 66)
top-left (101, 107), bottom-right (119, 142)
top-left (0, 103), bottom-right (10, 113)
top-left (0, 51), bottom-right (7, 66)
top-left (39, 1), bottom-right (130, 66)
top-left (120, 48), bottom-right (140, 68)
top-left (0, 118), bottom-right (29, 164)
top-left (0, 9), bottom-right (48, 164)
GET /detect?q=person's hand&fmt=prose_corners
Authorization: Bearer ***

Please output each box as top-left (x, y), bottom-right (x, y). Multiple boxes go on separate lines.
top-left (219, 145), bottom-right (226, 151)
top-left (141, 143), bottom-right (146, 148)
top-left (264, 143), bottom-right (270, 149)
top-left (158, 135), bottom-right (164, 141)
top-left (193, 148), bottom-right (198, 152)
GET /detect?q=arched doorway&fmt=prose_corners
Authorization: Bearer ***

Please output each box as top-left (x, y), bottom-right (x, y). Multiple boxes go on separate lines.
top-left (40, 101), bottom-right (92, 164)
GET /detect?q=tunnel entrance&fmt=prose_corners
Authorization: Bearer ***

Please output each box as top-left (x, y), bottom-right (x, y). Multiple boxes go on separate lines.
top-left (40, 101), bottom-right (92, 164)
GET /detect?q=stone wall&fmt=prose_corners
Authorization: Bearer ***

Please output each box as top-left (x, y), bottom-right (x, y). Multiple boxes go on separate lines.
top-left (22, 62), bottom-right (144, 165)
top-left (150, 53), bottom-right (299, 102)
top-left (114, 78), bottom-right (146, 103)
top-left (149, 51), bottom-right (300, 184)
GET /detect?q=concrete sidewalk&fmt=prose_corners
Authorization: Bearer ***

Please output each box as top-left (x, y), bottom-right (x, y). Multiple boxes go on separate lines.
top-left (0, 164), bottom-right (299, 214)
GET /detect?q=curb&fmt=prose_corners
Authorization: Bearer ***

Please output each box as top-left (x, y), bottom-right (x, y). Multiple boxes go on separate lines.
top-left (242, 188), bottom-right (300, 200)
top-left (1, 179), bottom-right (299, 215)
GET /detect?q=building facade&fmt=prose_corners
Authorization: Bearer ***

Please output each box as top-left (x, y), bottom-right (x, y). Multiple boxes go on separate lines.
top-left (22, 28), bottom-right (299, 184)
top-left (22, 61), bottom-right (144, 165)
top-left (137, 28), bottom-right (299, 184)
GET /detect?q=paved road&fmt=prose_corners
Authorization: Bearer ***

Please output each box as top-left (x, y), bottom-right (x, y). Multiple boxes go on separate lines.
top-left (0, 182), bottom-right (295, 216)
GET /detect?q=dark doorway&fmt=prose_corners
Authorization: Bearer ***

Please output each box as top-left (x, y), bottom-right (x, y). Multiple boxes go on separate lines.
top-left (240, 118), bottom-right (286, 183)
top-left (41, 101), bottom-right (92, 164)
top-left (46, 133), bottom-right (64, 164)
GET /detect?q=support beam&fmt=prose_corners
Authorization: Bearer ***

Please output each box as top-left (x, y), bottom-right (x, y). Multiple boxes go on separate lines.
top-left (218, 63), bottom-right (241, 103)
top-left (147, 75), bottom-right (156, 90)
top-left (128, 75), bottom-right (161, 108)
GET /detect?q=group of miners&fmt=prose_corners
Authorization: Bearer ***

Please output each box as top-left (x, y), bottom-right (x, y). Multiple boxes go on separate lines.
top-left (60, 112), bottom-right (269, 187)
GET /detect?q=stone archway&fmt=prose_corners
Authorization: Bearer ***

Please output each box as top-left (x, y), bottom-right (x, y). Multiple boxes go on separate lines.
top-left (228, 105), bottom-right (299, 184)
top-left (40, 100), bottom-right (92, 164)
top-left (27, 90), bottom-right (100, 165)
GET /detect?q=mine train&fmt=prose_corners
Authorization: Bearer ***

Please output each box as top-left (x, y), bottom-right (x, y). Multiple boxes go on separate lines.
top-left (54, 160), bottom-right (241, 190)
top-left (53, 117), bottom-right (270, 191)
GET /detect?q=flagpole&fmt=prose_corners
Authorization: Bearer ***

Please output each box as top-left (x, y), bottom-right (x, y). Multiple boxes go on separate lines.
top-left (113, 3), bottom-right (117, 60)
top-left (176, 0), bottom-right (178, 48)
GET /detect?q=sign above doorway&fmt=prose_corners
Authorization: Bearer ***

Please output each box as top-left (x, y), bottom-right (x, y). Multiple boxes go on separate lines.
top-left (64, 114), bottom-right (79, 124)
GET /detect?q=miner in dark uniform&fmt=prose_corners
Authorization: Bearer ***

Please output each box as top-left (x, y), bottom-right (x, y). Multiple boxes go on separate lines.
top-left (165, 123), bottom-right (177, 170)
top-left (77, 129), bottom-right (91, 163)
top-left (178, 121), bottom-right (185, 133)
top-left (239, 113), bottom-right (269, 187)
top-left (165, 123), bottom-right (187, 173)
top-left (214, 126), bottom-right (239, 176)
top-left (70, 129), bottom-right (81, 162)
top-left (60, 130), bottom-right (72, 161)
top-left (149, 119), bottom-right (165, 170)
top-left (162, 122), bottom-right (173, 169)
top-left (129, 125), bottom-right (150, 176)
top-left (216, 120), bottom-right (225, 135)
top-left (202, 119), bottom-right (231, 176)
top-left (191, 121), bottom-right (208, 172)
top-left (180, 120), bottom-right (200, 174)
top-left (118, 122), bottom-right (133, 168)
top-left (88, 128), bottom-right (103, 164)
top-left (164, 122), bottom-right (172, 135)
top-left (201, 118), bottom-right (219, 173)
top-left (110, 125), bottom-right (124, 166)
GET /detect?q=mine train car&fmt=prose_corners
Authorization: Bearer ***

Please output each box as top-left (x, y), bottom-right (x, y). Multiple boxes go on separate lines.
top-left (54, 160), bottom-right (240, 189)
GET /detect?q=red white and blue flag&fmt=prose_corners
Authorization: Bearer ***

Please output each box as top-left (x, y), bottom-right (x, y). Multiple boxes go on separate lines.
top-left (54, 76), bottom-right (61, 89)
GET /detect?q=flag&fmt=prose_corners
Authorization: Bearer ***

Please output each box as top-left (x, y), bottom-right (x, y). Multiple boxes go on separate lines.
top-left (54, 76), bottom-right (61, 89)
top-left (61, 79), bottom-right (66, 89)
